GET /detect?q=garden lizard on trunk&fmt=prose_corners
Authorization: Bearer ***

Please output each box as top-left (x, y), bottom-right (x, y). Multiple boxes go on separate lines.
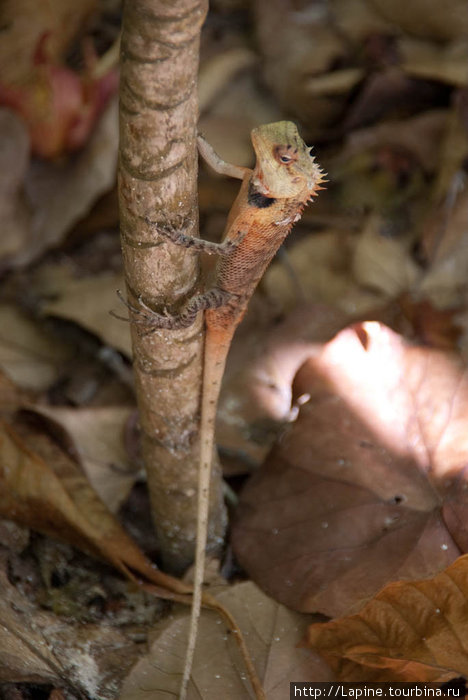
top-left (128, 121), bottom-right (325, 698)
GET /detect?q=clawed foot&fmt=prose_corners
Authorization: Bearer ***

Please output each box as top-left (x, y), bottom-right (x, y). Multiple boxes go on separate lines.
top-left (110, 290), bottom-right (177, 335)
top-left (111, 290), bottom-right (198, 334)
top-left (144, 216), bottom-right (247, 256)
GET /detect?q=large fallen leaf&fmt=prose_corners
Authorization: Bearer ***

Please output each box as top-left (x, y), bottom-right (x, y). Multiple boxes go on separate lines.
top-left (232, 323), bottom-right (468, 617)
top-left (307, 553), bottom-right (468, 682)
top-left (120, 582), bottom-right (334, 700)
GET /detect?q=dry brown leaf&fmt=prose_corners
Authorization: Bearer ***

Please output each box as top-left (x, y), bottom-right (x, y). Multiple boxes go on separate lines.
top-left (263, 232), bottom-right (381, 316)
top-left (218, 304), bottom-right (351, 471)
top-left (37, 267), bottom-right (131, 356)
top-left (199, 47), bottom-right (256, 112)
top-left (120, 582), bottom-right (334, 700)
top-left (353, 215), bottom-right (421, 297)
top-left (0, 303), bottom-right (72, 391)
top-left (0, 0), bottom-right (97, 85)
top-left (2, 97), bottom-right (118, 270)
top-left (342, 111), bottom-right (448, 176)
top-left (307, 553), bottom-right (468, 683)
top-left (419, 187), bottom-right (468, 308)
top-left (368, 0), bottom-right (468, 41)
top-left (0, 418), bottom-right (190, 600)
top-left (30, 406), bottom-right (136, 513)
top-left (401, 37), bottom-right (468, 88)
top-left (254, 0), bottom-right (350, 132)
top-left (0, 412), bottom-right (263, 692)
top-left (232, 323), bottom-right (468, 617)
top-left (0, 110), bottom-right (31, 267)
top-left (398, 295), bottom-right (462, 351)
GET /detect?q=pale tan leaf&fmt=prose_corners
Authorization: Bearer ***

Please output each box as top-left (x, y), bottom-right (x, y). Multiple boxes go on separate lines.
top-left (263, 232), bottom-right (381, 316)
top-left (401, 37), bottom-right (468, 88)
top-left (31, 406), bottom-right (136, 513)
top-left (38, 268), bottom-right (131, 356)
top-left (368, 0), bottom-right (468, 41)
top-left (0, 304), bottom-right (71, 391)
top-left (120, 582), bottom-right (334, 700)
top-left (353, 215), bottom-right (421, 297)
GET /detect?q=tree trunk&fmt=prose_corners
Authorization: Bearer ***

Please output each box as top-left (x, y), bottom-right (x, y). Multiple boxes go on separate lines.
top-left (119, 0), bottom-right (226, 573)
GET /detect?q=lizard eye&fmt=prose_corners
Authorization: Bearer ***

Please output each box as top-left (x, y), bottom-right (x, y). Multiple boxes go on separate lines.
top-left (273, 144), bottom-right (298, 165)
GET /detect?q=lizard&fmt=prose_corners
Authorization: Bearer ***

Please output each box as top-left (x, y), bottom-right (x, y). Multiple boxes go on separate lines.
top-left (124, 121), bottom-right (325, 699)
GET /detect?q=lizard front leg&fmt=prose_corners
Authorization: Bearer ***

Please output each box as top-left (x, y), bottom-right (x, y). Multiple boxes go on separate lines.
top-left (197, 134), bottom-right (249, 180)
top-left (119, 287), bottom-right (236, 332)
top-left (145, 217), bottom-right (247, 256)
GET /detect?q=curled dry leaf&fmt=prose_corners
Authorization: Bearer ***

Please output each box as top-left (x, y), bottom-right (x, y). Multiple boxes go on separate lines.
top-left (120, 582), bottom-right (334, 700)
top-left (307, 553), bottom-right (468, 683)
top-left (232, 323), bottom-right (468, 617)
top-left (0, 418), bottom-right (190, 602)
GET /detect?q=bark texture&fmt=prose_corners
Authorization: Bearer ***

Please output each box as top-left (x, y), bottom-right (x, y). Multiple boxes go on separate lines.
top-left (119, 0), bottom-right (226, 572)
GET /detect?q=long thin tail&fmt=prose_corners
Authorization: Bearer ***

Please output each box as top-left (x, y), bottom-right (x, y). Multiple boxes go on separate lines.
top-left (179, 326), bottom-right (233, 699)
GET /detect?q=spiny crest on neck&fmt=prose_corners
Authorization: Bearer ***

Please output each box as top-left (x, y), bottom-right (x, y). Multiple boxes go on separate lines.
top-left (250, 121), bottom-right (327, 200)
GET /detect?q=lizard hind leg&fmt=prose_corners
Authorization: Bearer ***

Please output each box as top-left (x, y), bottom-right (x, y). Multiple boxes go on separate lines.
top-left (115, 288), bottom-right (236, 334)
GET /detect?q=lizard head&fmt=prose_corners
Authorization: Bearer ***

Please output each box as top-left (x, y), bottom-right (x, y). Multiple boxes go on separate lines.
top-left (250, 121), bottom-right (326, 200)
